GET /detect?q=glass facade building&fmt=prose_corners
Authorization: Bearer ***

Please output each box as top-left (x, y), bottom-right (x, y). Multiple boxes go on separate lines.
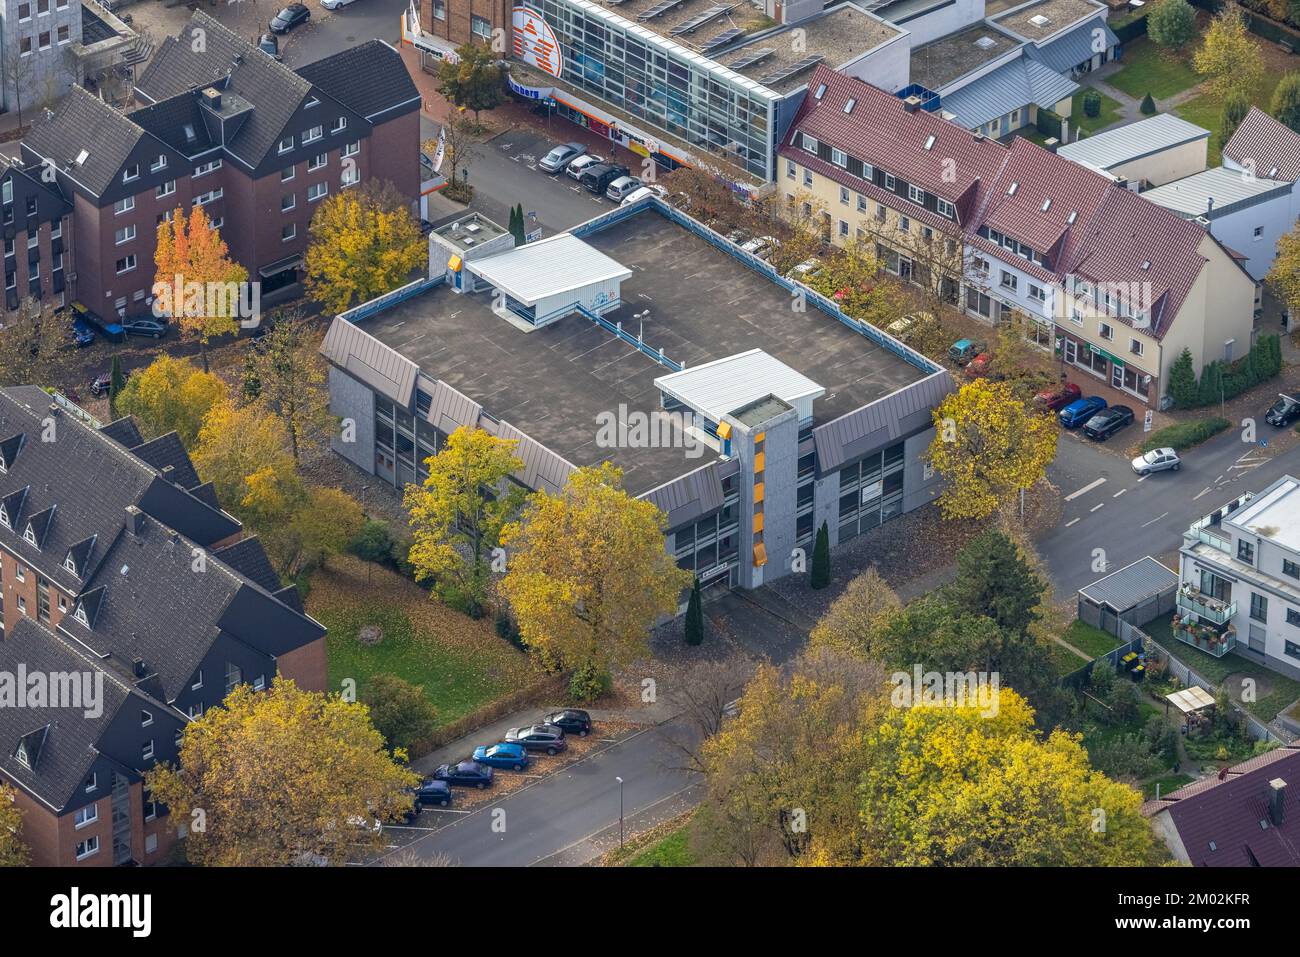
top-left (519, 0), bottom-right (778, 179)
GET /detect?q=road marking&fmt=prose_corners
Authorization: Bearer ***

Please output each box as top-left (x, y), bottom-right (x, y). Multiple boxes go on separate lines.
top-left (1140, 511), bottom-right (1169, 528)
top-left (1064, 518), bottom-right (1080, 527)
top-left (1137, 474), bottom-right (1149, 483)
top-left (1064, 478), bottom-right (1107, 501)
top-left (1112, 488), bottom-right (1127, 498)
top-left (1090, 503), bottom-right (1104, 512)
top-left (1192, 487), bottom-right (1213, 500)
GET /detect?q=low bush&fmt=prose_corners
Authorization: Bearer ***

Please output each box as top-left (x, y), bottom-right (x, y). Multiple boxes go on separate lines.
top-left (1139, 417), bottom-right (1230, 453)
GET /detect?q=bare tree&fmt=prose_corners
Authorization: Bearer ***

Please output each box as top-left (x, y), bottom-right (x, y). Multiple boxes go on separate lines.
top-left (661, 658), bottom-right (752, 775)
top-left (2, 44), bottom-right (37, 131)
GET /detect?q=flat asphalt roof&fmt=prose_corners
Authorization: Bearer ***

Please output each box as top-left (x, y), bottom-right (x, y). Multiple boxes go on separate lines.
top-left (910, 23), bottom-right (1021, 90)
top-left (362, 207), bottom-right (925, 494)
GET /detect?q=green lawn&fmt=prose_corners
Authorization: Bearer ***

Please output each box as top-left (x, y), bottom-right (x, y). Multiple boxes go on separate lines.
top-left (1106, 40), bottom-right (1201, 100)
top-left (1174, 93), bottom-right (1226, 166)
top-left (627, 825), bottom-right (696, 867)
top-left (1064, 620), bottom-right (1123, 659)
top-left (1146, 617), bottom-right (1300, 721)
top-left (1071, 86), bottom-right (1124, 136)
top-left (308, 557), bottom-right (534, 726)
top-left (1049, 641), bottom-right (1089, 676)
top-left (1143, 772), bottom-right (1193, 799)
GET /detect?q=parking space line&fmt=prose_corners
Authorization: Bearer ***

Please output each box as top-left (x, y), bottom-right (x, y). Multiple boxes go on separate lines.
top-left (1064, 518), bottom-right (1080, 527)
top-left (1112, 488), bottom-right (1127, 498)
top-left (1090, 503), bottom-right (1104, 512)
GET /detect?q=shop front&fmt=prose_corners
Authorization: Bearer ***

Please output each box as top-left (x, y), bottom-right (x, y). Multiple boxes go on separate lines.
top-left (1059, 331), bottom-right (1154, 404)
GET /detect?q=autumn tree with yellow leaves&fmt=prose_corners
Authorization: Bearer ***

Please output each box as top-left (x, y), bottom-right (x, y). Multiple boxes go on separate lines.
top-left (404, 426), bottom-right (525, 617)
top-left (116, 353), bottom-right (229, 448)
top-left (500, 463), bottom-right (692, 697)
top-left (1268, 217), bottom-right (1300, 318)
top-left (805, 240), bottom-right (910, 328)
top-left (241, 310), bottom-right (334, 463)
top-left (0, 784), bottom-right (28, 866)
top-left (145, 679), bottom-right (419, 867)
top-left (304, 180), bottom-right (426, 315)
top-left (193, 400), bottom-right (302, 532)
top-left (927, 378), bottom-right (1057, 521)
top-left (1193, 5), bottom-right (1264, 103)
top-left (154, 205), bottom-right (248, 372)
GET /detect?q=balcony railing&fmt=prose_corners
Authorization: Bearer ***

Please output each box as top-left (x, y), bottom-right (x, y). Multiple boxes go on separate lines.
top-left (1170, 623), bottom-right (1238, 657)
top-left (1176, 588), bottom-right (1236, 625)
top-left (1184, 492), bottom-right (1255, 553)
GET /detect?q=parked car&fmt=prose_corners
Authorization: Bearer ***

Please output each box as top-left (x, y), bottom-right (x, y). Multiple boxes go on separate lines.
top-left (1265, 393), bottom-right (1300, 427)
top-left (963, 352), bottom-right (992, 378)
top-left (788, 258), bottom-right (823, 282)
top-left (89, 373), bottom-right (113, 397)
top-left (885, 311), bottom-right (934, 343)
top-left (121, 317), bottom-right (168, 339)
top-left (257, 33), bottom-right (282, 60)
top-left (1083, 405), bottom-right (1134, 441)
top-left (565, 154), bottom-right (603, 181)
top-left (432, 761), bottom-right (494, 789)
top-left (947, 338), bottom-right (985, 366)
top-left (470, 742), bottom-right (530, 771)
top-left (1034, 382), bottom-right (1082, 411)
top-left (542, 709), bottom-right (592, 737)
top-left (581, 163), bottom-right (629, 195)
top-left (504, 724), bottom-right (567, 755)
top-left (411, 778), bottom-right (453, 809)
top-left (320, 0), bottom-right (360, 9)
top-left (1059, 396), bottom-right (1107, 429)
top-left (539, 141), bottom-right (586, 174)
top-left (605, 175), bottom-right (642, 202)
top-left (71, 318), bottom-right (95, 348)
top-left (739, 235), bottom-right (777, 257)
top-left (1131, 447), bottom-right (1181, 475)
top-left (620, 184), bottom-right (667, 206)
top-left (269, 3), bottom-right (310, 32)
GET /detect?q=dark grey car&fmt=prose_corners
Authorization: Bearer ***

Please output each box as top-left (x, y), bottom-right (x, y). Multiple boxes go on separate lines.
top-left (504, 724), bottom-right (567, 755)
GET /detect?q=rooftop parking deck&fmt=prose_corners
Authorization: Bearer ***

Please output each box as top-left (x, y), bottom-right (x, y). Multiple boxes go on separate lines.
top-left (362, 207), bottom-right (927, 495)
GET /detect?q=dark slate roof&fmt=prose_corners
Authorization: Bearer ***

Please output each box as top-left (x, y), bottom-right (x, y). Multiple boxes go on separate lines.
top-left (297, 40), bottom-right (420, 120)
top-left (1078, 556), bottom-right (1177, 611)
top-left (1151, 746), bottom-right (1300, 866)
top-left (213, 537), bottom-right (280, 593)
top-left (0, 618), bottom-right (131, 811)
top-left (130, 432), bottom-right (202, 490)
top-left (100, 416), bottom-right (144, 448)
top-left (23, 86), bottom-right (146, 196)
top-left (129, 92), bottom-right (216, 158)
top-left (135, 10), bottom-right (311, 170)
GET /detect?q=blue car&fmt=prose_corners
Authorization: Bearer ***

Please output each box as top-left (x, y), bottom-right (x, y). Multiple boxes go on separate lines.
top-left (471, 742), bottom-right (530, 771)
top-left (1059, 396), bottom-right (1107, 429)
top-left (71, 318), bottom-right (95, 347)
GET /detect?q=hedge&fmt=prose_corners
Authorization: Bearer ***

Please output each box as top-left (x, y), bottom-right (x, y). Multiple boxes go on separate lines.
top-left (1140, 417), bottom-right (1231, 453)
top-left (1189, 0), bottom-right (1300, 46)
top-left (1172, 335), bottom-right (1283, 409)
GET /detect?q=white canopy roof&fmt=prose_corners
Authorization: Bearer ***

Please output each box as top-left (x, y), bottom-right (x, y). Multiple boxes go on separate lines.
top-left (655, 349), bottom-right (825, 423)
top-left (1166, 686), bottom-right (1216, 714)
top-left (466, 233), bottom-right (632, 306)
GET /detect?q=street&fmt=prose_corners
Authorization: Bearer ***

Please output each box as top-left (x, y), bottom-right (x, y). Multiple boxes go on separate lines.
top-left (367, 717), bottom-right (700, 866)
top-left (1041, 421), bottom-right (1296, 597)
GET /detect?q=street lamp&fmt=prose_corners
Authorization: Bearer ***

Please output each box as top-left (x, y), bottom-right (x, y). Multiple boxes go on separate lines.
top-left (615, 776), bottom-right (625, 848)
top-left (633, 309), bottom-right (649, 343)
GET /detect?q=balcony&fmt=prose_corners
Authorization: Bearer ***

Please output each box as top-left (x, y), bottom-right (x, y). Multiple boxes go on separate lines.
top-left (1176, 584), bottom-right (1236, 625)
top-left (1183, 491), bottom-right (1254, 553)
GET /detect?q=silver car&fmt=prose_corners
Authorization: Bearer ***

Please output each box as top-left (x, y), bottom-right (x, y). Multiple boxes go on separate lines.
top-left (605, 175), bottom-right (642, 201)
top-left (1131, 447), bottom-right (1181, 475)
top-left (539, 141), bottom-right (585, 174)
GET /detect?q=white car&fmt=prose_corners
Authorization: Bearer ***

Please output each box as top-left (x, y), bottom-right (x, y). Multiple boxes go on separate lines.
top-left (620, 184), bottom-right (667, 205)
top-left (788, 258), bottom-right (822, 282)
top-left (320, 0), bottom-right (359, 8)
top-left (740, 235), bottom-right (777, 257)
top-left (886, 311), bottom-right (935, 342)
top-left (566, 154), bottom-right (603, 180)
top-left (1131, 447), bottom-right (1181, 475)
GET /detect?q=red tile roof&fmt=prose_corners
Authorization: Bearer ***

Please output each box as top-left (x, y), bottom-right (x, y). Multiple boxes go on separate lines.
top-left (779, 66), bottom-right (1221, 340)
top-left (1147, 746), bottom-right (1300, 867)
top-left (1223, 106), bottom-right (1300, 183)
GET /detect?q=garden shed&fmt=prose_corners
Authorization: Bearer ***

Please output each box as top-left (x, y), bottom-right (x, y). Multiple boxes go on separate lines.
top-left (1078, 556), bottom-right (1178, 637)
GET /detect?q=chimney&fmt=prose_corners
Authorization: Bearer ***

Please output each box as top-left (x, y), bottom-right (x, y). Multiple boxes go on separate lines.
top-left (133, 658), bottom-right (148, 679)
top-left (903, 95), bottom-right (923, 114)
top-left (1269, 778), bottom-right (1286, 826)
top-left (200, 87), bottom-right (222, 112)
top-left (124, 505), bottom-right (144, 536)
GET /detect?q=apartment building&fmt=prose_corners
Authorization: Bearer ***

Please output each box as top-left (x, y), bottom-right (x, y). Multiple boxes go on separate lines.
top-left (1178, 476), bottom-right (1300, 683)
top-left (0, 157), bottom-right (73, 311)
top-left (0, 386), bottom-right (327, 866)
top-left (19, 11), bottom-right (420, 320)
top-left (779, 64), bottom-right (1256, 407)
top-left (405, 0), bottom-right (511, 66)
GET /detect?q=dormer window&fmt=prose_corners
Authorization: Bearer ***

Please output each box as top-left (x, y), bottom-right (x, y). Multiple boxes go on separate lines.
top-left (801, 133), bottom-right (817, 154)
top-left (141, 709), bottom-right (153, 728)
top-left (74, 603), bottom-right (88, 626)
top-left (306, 96), bottom-right (320, 108)
top-left (278, 136), bottom-right (294, 154)
top-left (84, 773), bottom-right (97, 793)
top-left (331, 116), bottom-right (347, 133)
top-left (63, 554), bottom-right (76, 574)
top-left (23, 523), bottom-right (37, 547)
top-left (0, 505), bottom-right (7, 528)
top-left (15, 742), bottom-right (29, 768)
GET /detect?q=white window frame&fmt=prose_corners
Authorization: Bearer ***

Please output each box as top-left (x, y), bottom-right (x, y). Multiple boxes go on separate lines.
top-left (75, 835), bottom-right (100, 860)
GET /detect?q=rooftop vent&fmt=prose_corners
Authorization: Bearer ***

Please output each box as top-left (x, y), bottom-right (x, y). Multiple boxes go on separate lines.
top-left (903, 95), bottom-right (924, 113)
top-left (974, 36), bottom-right (997, 49)
top-left (133, 658), bottom-right (148, 678)
top-left (1028, 14), bottom-right (1051, 26)
top-left (201, 87), bottom-right (222, 111)
top-left (124, 504), bottom-right (144, 536)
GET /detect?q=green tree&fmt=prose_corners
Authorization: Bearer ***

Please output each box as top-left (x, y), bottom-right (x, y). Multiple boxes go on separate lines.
top-left (1147, 0), bottom-right (1198, 50)
top-left (1082, 89), bottom-right (1101, 118)
top-left (362, 674), bottom-right (439, 753)
top-left (509, 203), bottom-right (527, 246)
top-left (1167, 347), bottom-right (1199, 408)
top-left (947, 528), bottom-right (1045, 639)
top-left (685, 577), bottom-right (704, 646)
top-left (1271, 72), bottom-right (1300, 134)
top-left (116, 353), bottom-right (229, 447)
top-left (0, 784), bottom-right (27, 866)
top-left (404, 426), bottom-right (525, 616)
top-left (810, 521), bottom-right (831, 589)
top-left (1218, 89), bottom-right (1252, 153)
top-left (243, 310), bottom-right (335, 463)
top-left (436, 43), bottom-right (507, 124)
top-left (349, 519), bottom-right (394, 582)
top-left (1139, 92), bottom-right (1156, 115)
top-left (108, 355), bottom-right (126, 421)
